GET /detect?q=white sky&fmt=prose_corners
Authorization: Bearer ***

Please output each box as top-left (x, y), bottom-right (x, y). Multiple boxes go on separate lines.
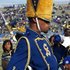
top-left (0, 0), bottom-right (70, 7)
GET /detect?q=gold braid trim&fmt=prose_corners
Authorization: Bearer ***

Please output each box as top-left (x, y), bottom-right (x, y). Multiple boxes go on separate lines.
top-left (45, 38), bottom-right (58, 63)
top-left (35, 37), bottom-right (50, 70)
top-left (45, 38), bottom-right (54, 54)
top-left (17, 36), bottom-right (31, 70)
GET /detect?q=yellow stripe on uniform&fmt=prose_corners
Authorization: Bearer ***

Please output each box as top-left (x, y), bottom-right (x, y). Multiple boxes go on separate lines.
top-left (17, 36), bottom-right (31, 70)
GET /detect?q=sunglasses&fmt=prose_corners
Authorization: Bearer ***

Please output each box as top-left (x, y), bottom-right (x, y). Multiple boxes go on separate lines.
top-left (38, 17), bottom-right (50, 24)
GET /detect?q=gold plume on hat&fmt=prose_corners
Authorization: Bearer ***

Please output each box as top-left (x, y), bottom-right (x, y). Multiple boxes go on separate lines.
top-left (26, 0), bottom-right (53, 21)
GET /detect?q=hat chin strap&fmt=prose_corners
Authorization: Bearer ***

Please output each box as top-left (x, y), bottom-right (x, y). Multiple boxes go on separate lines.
top-left (36, 17), bottom-right (41, 32)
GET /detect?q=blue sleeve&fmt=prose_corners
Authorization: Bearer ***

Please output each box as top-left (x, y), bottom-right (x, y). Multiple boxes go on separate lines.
top-left (7, 38), bottom-right (29, 70)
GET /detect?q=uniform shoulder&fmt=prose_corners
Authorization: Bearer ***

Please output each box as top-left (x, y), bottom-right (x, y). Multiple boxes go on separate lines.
top-left (15, 32), bottom-right (26, 40)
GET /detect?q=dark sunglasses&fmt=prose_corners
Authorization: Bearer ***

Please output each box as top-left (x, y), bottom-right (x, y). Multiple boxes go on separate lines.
top-left (38, 17), bottom-right (50, 24)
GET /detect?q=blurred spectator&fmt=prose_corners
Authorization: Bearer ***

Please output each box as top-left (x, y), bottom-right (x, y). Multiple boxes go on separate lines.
top-left (50, 35), bottom-right (67, 64)
top-left (63, 56), bottom-right (70, 70)
top-left (64, 28), bottom-right (70, 36)
top-left (49, 34), bottom-right (55, 46)
top-left (67, 46), bottom-right (70, 56)
top-left (1, 40), bottom-right (14, 70)
top-left (58, 56), bottom-right (70, 70)
top-left (58, 46), bottom-right (70, 70)
top-left (61, 24), bottom-right (70, 47)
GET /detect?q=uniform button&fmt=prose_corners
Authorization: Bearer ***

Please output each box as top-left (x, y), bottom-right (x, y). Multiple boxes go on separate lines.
top-left (34, 0), bottom-right (36, 3)
top-left (34, 4), bottom-right (36, 6)
top-left (13, 66), bottom-right (16, 70)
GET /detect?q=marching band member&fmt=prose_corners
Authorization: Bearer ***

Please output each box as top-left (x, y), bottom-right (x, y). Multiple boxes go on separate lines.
top-left (7, 0), bottom-right (58, 70)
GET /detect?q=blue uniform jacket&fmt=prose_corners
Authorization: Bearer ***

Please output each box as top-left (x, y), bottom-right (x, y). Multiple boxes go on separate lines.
top-left (7, 28), bottom-right (58, 70)
top-left (52, 44), bottom-right (67, 63)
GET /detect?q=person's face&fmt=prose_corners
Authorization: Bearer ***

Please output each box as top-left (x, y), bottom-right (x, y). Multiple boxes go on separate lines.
top-left (66, 29), bottom-right (70, 36)
top-left (65, 29), bottom-right (70, 36)
top-left (64, 64), bottom-right (70, 70)
top-left (51, 36), bottom-right (54, 45)
top-left (5, 42), bottom-right (11, 51)
top-left (38, 19), bottom-right (50, 33)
